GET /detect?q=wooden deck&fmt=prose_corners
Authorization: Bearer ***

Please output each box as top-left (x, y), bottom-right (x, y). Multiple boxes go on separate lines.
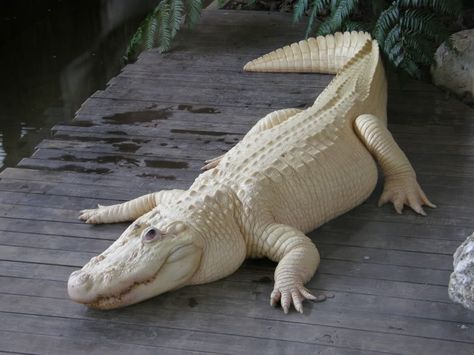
top-left (1, 9), bottom-right (474, 355)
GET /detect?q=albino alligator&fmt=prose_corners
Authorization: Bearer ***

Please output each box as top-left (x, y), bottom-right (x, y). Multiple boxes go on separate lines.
top-left (68, 31), bottom-right (435, 313)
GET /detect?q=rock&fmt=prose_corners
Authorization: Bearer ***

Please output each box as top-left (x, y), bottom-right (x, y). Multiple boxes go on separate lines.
top-left (431, 29), bottom-right (474, 103)
top-left (448, 232), bottom-right (474, 310)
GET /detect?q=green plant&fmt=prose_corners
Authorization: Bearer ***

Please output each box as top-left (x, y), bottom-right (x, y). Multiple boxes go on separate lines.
top-left (125, 0), bottom-right (462, 78)
top-left (125, 0), bottom-right (202, 60)
top-left (293, 0), bottom-right (462, 77)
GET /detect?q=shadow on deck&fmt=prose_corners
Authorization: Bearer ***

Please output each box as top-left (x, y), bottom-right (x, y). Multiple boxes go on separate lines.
top-left (1, 9), bottom-right (474, 355)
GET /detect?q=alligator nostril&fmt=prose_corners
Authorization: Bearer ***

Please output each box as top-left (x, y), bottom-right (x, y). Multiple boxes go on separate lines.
top-left (68, 271), bottom-right (94, 303)
top-left (77, 273), bottom-right (92, 285)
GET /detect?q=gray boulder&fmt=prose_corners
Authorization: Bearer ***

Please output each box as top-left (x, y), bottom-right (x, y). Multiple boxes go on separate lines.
top-left (449, 232), bottom-right (474, 310)
top-left (431, 29), bottom-right (474, 102)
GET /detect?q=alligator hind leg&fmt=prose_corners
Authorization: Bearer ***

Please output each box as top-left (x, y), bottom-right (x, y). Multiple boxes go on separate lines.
top-left (202, 108), bottom-right (302, 170)
top-left (79, 189), bottom-right (184, 224)
top-left (354, 114), bottom-right (436, 215)
top-left (259, 223), bottom-right (320, 314)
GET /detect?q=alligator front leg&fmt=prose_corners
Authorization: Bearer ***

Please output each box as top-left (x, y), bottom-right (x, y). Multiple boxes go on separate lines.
top-left (354, 114), bottom-right (436, 215)
top-left (260, 223), bottom-right (320, 314)
top-left (202, 108), bottom-right (302, 170)
top-left (79, 189), bottom-right (184, 224)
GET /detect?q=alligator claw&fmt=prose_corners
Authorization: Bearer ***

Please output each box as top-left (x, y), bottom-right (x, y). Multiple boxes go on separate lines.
top-left (79, 204), bottom-right (107, 224)
top-left (379, 175), bottom-right (436, 216)
top-left (271, 285), bottom-right (316, 314)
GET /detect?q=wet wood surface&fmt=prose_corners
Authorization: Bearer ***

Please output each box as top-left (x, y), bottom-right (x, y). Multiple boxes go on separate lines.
top-left (1, 9), bottom-right (474, 355)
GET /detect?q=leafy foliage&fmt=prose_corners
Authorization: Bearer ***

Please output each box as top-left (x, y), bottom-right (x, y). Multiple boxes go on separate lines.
top-left (294, 0), bottom-right (462, 78)
top-left (125, 0), bottom-right (202, 61)
top-left (125, 0), bottom-right (463, 78)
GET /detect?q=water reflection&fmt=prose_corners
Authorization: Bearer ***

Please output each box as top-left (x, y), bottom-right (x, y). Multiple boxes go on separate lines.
top-left (0, 0), bottom-right (158, 170)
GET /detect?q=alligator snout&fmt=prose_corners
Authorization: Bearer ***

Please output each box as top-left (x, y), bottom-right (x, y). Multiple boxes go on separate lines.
top-left (67, 270), bottom-right (95, 303)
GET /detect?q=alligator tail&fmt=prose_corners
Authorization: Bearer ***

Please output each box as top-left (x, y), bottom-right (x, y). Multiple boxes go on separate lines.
top-left (243, 31), bottom-right (372, 74)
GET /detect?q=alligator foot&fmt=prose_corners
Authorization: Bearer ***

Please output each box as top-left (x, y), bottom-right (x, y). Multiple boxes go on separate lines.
top-left (379, 174), bottom-right (436, 216)
top-left (201, 154), bottom-right (224, 171)
top-left (270, 284), bottom-right (316, 314)
top-left (79, 204), bottom-right (108, 224)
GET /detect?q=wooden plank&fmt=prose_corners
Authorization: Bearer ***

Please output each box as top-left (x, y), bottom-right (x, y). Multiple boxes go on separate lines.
top-left (0, 237), bottom-right (453, 283)
top-left (17, 157), bottom-right (200, 182)
top-left (0, 207), bottom-right (460, 259)
top-left (0, 280), bottom-right (467, 349)
top-left (0, 329), bottom-right (220, 355)
top-left (0, 291), bottom-right (473, 354)
top-left (0, 291), bottom-right (470, 355)
top-left (36, 136), bottom-right (474, 164)
top-left (3, 180), bottom-right (473, 228)
top-left (0, 231), bottom-right (112, 252)
top-left (0, 217), bottom-right (124, 240)
top-left (1, 171), bottom-right (474, 238)
top-left (0, 167), bottom-right (190, 188)
top-left (0, 315), bottom-right (385, 355)
top-left (7, 155), bottom-right (474, 209)
top-left (74, 96), bottom-right (470, 131)
top-left (0, 261), bottom-right (450, 303)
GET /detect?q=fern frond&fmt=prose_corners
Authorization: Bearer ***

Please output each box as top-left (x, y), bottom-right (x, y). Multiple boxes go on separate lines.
top-left (400, 57), bottom-right (422, 78)
top-left (397, 0), bottom-right (462, 16)
top-left (385, 39), bottom-right (404, 66)
top-left (184, 0), bottom-right (202, 29)
top-left (304, 0), bottom-right (331, 38)
top-left (305, 4), bottom-right (319, 38)
top-left (383, 24), bottom-right (403, 64)
top-left (144, 15), bottom-right (159, 49)
top-left (293, 0), bottom-right (309, 23)
top-left (169, 0), bottom-right (184, 38)
top-left (342, 20), bottom-right (368, 32)
top-left (293, 0), bottom-right (459, 79)
top-left (125, 25), bottom-right (144, 60)
top-left (373, 3), bottom-right (399, 46)
top-left (317, 0), bottom-right (359, 35)
top-left (157, 2), bottom-right (172, 52)
top-left (405, 37), bottom-right (436, 65)
top-left (401, 9), bottom-right (447, 42)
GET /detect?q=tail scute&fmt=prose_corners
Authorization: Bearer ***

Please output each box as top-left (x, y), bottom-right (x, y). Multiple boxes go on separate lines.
top-left (243, 31), bottom-right (372, 74)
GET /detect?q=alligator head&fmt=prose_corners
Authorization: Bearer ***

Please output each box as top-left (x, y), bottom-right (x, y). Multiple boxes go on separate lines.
top-left (67, 209), bottom-right (203, 309)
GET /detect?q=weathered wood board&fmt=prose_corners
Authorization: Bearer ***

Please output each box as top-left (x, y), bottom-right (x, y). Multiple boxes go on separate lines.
top-left (1, 9), bottom-right (474, 355)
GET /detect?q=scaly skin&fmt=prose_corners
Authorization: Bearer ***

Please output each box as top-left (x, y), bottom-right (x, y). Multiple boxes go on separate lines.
top-left (69, 32), bottom-right (435, 314)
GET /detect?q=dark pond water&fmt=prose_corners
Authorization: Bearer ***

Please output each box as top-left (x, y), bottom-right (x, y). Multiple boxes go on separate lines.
top-left (0, 0), bottom-right (159, 170)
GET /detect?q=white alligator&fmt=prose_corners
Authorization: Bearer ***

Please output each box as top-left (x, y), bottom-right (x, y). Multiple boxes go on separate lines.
top-left (68, 31), bottom-right (435, 313)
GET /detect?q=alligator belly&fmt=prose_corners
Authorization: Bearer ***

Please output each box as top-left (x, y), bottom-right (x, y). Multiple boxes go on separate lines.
top-left (269, 133), bottom-right (378, 233)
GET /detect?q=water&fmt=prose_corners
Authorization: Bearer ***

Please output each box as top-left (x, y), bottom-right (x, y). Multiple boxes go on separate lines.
top-left (0, 0), bottom-right (159, 170)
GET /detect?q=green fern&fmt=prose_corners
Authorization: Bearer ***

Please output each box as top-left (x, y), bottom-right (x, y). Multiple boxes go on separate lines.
top-left (317, 0), bottom-right (359, 35)
top-left (373, 1), bottom-right (460, 77)
top-left (125, 0), bottom-right (203, 61)
top-left (293, 0), bottom-right (309, 23)
top-left (296, 0), bottom-right (462, 78)
top-left (157, 1), bottom-right (172, 51)
top-left (341, 20), bottom-right (368, 32)
top-left (184, 0), bottom-right (202, 29)
top-left (397, 0), bottom-right (462, 15)
top-left (291, 0), bottom-right (331, 37)
top-left (143, 14), bottom-right (158, 49)
top-left (169, 0), bottom-right (184, 37)
top-left (126, 0), bottom-right (463, 79)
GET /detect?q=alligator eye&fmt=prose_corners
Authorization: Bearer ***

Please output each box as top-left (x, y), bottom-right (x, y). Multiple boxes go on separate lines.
top-left (142, 228), bottom-right (161, 243)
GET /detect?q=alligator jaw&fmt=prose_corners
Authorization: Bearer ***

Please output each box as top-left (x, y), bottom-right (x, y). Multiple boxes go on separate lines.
top-left (85, 273), bottom-right (162, 310)
top-left (68, 243), bottom-right (202, 309)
